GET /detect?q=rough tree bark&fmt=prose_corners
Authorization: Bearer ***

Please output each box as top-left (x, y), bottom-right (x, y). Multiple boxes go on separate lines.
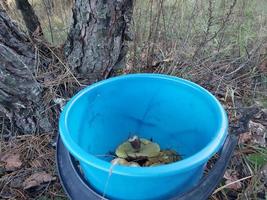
top-left (0, 9), bottom-right (51, 134)
top-left (15, 0), bottom-right (43, 37)
top-left (0, 0), bottom-right (134, 134)
top-left (0, 0), bottom-right (11, 11)
top-left (65, 0), bottom-right (134, 81)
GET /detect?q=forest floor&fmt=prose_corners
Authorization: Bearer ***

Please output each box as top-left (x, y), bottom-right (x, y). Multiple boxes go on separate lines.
top-left (0, 134), bottom-right (66, 200)
top-left (0, 74), bottom-right (266, 200)
top-left (1, 0), bottom-right (267, 199)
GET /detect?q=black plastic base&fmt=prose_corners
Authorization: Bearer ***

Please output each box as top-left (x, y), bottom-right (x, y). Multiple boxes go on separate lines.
top-left (56, 135), bottom-right (237, 200)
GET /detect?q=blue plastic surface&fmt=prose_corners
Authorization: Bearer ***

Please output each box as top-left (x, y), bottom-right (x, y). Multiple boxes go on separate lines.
top-left (59, 73), bottom-right (228, 200)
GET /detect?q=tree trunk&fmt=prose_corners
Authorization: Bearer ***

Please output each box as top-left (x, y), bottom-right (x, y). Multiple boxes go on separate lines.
top-left (0, 1), bottom-right (11, 11)
top-left (0, 0), bottom-right (134, 134)
top-left (43, 0), bottom-right (54, 16)
top-left (65, 0), bottom-right (134, 82)
top-left (15, 0), bottom-right (43, 37)
top-left (0, 10), bottom-right (51, 134)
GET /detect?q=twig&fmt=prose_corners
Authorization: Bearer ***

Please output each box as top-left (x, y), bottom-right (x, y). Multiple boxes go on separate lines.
top-left (193, 0), bottom-right (237, 58)
top-left (45, 46), bottom-right (83, 86)
top-left (146, 0), bottom-right (155, 66)
top-left (206, 0), bottom-right (237, 44)
top-left (193, 0), bottom-right (214, 58)
top-left (213, 175), bottom-right (253, 194)
top-left (182, 0), bottom-right (199, 47)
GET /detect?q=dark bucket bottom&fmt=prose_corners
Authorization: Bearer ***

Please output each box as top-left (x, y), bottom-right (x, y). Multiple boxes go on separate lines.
top-left (56, 135), bottom-right (237, 200)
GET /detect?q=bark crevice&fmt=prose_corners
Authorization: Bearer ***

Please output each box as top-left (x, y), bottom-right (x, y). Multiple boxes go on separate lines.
top-left (65, 0), bottom-right (134, 82)
top-left (15, 0), bottom-right (43, 37)
top-left (0, 9), bottom-right (52, 134)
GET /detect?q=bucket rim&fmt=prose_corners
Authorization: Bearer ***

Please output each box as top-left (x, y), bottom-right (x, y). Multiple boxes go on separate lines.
top-left (59, 73), bottom-right (228, 177)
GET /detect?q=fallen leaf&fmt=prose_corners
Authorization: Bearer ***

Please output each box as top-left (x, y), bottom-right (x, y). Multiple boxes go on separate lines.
top-left (238, 132), bottom-right (252, 144)
top-left (23, 172), bottom-right (56, 190)
top-left (223, 170), bottom-right (242, 190)
top-left (248, 121), bottom-right (266, 147)
top-left (252, 109), bottom-right (267, 126)
top-left (0, 153), bottom-right (22, 171)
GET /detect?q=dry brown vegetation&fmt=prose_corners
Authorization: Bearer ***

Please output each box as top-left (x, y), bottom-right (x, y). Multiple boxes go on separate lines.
top-left (0, 0), bottom-right (267, 199)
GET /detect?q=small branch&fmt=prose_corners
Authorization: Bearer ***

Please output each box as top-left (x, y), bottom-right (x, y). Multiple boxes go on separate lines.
top-left (193, 0), bottom-right (237, 58)
top-left (193, 0), bottom-right (214, 58)
top-left (213, 175), bottom-right (253, 194)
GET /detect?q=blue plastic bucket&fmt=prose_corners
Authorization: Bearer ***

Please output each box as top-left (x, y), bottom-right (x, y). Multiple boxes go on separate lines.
top-left (59, 74), bottom-right (228, 200)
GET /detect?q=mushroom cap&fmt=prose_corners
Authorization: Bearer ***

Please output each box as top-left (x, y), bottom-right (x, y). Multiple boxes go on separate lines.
top-left (115, 138), bottom-right (160, 159)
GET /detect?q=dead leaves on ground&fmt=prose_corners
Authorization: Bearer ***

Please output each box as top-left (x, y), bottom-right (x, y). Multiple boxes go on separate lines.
top-left (23, 171), bottom-right (56, 190)
top-left (238, 109), bottom-right (267, 147)
top-left (248, 121), bottom-right (266, 147)
top-left (0, 134), bottom-right (64, 199)
top-left (223, 170), bottom-right (242, 191)
top-left (0, 153), bottom-right (22, 172)
top-left (239, 132), bottom-right (252, 144)
top-left (214, 106), bottom-right (267, 198)
top-left (0, 151), bottom-right (56, 191)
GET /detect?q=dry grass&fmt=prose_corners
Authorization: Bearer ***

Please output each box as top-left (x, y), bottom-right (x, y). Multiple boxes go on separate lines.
top-left (0, 0), bottom-right (267, 199)
top-left (0, 134), bottom-right (67, 200)
top-left (127, 0), bottom-right (267, 103)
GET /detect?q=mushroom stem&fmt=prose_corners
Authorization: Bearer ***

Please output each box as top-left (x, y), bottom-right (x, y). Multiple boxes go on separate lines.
top-left (128, 135), bottom-right (141, 150)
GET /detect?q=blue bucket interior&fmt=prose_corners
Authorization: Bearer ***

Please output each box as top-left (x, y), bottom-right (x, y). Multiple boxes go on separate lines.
top-left (59, 74), bottom-right (227, 199)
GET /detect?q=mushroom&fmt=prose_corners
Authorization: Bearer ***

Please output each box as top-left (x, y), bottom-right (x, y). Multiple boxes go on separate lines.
top-left (115, 136), bottom-right (160, 159)
top-left (111, 158), bottom-right (140, 167)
